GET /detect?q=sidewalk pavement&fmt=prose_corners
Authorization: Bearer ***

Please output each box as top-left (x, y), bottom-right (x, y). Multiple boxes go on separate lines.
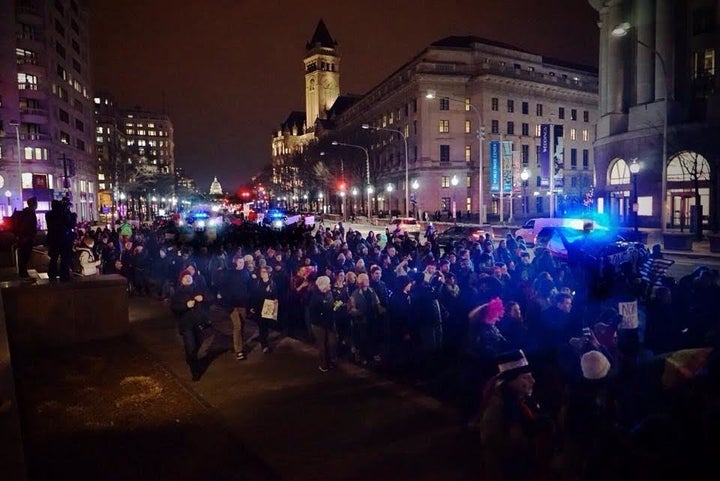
top-left (128, 296), bottom-right (481, 481)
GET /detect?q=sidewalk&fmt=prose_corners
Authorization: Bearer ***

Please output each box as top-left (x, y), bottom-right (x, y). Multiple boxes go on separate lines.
top-left (127, 297), bottom-right (481, 481)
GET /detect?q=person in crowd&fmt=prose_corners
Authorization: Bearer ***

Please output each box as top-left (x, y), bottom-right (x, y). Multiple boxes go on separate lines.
top-left (369, 265), bottom-right (390, 361)
top-left (170, 269), bottom-right (211, 381)
top-left (410, 263), bottom-right (444, 358)
top-left (45, 198), bottom-right (77, 281)
top-left (73, 235), bottom-right (102, 276)
top-left (219, 254), bottom-right (251, 360)
top-left (308, 275), bottom-right (338, 372)
top-left (497, 301), bottom-right (530, 351)
top-left (251, 265), bottom-right (278, 354)
top-left (118, 217), bottom-right (133, 247)
top-left (479, 350), bottom-right (555, 481)
top-left (15, 196), bottom-right (38, 278)
top-left (466, 297), bottom-right (512, 385)
top-left (559, 350), bottom-right (623, 481)
top-left (348, 272), bottom-right (382, 365)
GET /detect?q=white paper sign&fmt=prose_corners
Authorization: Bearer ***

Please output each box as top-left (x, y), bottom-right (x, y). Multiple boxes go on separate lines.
top-left (261, 299), bottom-right (278, 320)
top-left (618, 300), bottom-right (638, 329)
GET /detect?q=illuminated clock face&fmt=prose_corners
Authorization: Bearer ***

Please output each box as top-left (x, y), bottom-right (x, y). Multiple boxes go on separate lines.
top-left (0, 175), bottom-right (4, 189)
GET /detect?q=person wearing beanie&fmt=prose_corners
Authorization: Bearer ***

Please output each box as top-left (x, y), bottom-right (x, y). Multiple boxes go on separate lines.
top-left (169, 269), bottom-right (211, 381)
top-left (308, 275), bottom-right (337, 372)
top-left (479, 349), bottom-right (555, 481)
top-left (580, 350), bottom-right (612, 380)
top-left (559, 349), bottom-right (622, 481)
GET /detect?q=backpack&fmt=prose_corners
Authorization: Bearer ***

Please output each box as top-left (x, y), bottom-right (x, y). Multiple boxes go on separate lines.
top-left (72, 248), bottom-right (85, 274)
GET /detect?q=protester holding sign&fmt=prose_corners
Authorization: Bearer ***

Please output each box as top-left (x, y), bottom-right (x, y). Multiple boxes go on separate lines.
top-left (251, 265), bottom-right (278, 354)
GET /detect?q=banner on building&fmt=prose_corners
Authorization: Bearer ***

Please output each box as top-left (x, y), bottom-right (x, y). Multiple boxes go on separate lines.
top-left (500, 140), bottom-right (513, 193)
top-left (553, 125), bottom-right (564, 189)
top-left (490, 140), bottom-right (514, 193)
top-left (490, 140), bottom-right (500, 192)
top-left (540, 124), bottom-right (551, 187)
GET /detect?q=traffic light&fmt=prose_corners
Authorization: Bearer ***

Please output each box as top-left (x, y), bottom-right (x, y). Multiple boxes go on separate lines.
top-left (338, 182), bottom-right (346, 191)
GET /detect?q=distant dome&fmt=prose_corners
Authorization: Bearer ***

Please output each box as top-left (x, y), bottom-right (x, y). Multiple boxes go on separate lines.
top-left (209, 176), bottom-right (223, 195)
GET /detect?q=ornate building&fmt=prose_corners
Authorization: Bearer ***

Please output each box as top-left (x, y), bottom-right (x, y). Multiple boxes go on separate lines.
top-left (209, 176), bottom-right (222, 195)
top-left (590, 0), bottom-right (719, 231)
top-left (272, 21), bottom-right (599, 222)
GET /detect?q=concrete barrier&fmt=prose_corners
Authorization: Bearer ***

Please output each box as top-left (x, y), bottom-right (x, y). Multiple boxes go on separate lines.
top-left (0, 289), bottom-right (27, 481)
top-left (1, 274), bottom-right (129, 348)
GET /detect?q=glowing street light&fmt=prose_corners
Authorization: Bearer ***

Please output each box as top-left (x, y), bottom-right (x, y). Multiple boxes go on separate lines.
top-left (520, 168), bottom-right (530, 214)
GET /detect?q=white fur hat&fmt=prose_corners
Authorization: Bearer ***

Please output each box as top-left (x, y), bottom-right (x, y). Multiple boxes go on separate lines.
top-left (580, 350), bottom-right (611, 380)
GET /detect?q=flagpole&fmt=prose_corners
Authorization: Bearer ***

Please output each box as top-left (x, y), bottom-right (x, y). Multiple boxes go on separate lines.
top-left (549, 125), bottom-right (555, 218)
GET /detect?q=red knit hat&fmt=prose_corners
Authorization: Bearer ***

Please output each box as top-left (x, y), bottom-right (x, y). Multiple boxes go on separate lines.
top-left (178, 269), bottom-right (193, 282)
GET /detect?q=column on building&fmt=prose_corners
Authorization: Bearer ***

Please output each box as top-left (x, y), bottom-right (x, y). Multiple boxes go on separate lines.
top-left (606, 0), bottom-right (625, 113)
top-left (655, 0), bottom-right (674, 101)
top-left (635, 0), bottom-right (654, 104)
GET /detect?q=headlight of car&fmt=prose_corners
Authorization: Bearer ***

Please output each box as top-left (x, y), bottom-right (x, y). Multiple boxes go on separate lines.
top-left (196, 220), bottom-right (206, 228)
top-left (272, 220), bottom-right (283, 228)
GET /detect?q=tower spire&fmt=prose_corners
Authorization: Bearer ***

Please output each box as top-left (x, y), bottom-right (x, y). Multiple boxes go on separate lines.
top-left (306, 19), bottom-right (337, 51)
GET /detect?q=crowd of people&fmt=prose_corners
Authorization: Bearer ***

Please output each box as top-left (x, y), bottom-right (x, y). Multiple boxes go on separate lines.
top-left (65, 215), bottom-right (718, 481)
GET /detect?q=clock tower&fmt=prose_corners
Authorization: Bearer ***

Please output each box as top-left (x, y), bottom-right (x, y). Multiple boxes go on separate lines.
top-left (304, 19), bottom-right (340, 129)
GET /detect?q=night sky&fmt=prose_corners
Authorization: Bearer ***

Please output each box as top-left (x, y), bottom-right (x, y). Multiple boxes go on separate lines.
top-left (89, 0), bottom-right (598, 193)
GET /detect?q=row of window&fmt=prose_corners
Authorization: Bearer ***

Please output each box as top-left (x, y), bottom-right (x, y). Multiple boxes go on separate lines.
top-left (433, 144), bottom-right (590, 168)
top-left (489, 98), bottom-right (590, 122)
top-left (438, 118), bottom-right (590, 141)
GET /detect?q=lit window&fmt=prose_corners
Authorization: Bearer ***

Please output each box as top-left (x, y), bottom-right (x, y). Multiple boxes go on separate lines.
top-left (466, 175), bottom-right (472, 187)
top-left (465, 145), bottom-right (471, 163)
top-left (441, 176), bottom-right (450, 188)
top-left (582, 129), bottom-right (589, 142)
top-left (439, 120), bottom-right (449, 133)
top-left (570, 128), bottom-right (576, 140)
top-left (465, 120), bottom-right (471, 133)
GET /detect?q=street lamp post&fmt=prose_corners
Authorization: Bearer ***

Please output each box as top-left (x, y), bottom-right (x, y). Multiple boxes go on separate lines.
top-left (425, 92), bottom-right (485, 224)
top-left (8, 120), bottom-right (22, 211)
top-left (385, 183), bottom-right (394, 216)
top-left (331, 141), bottom-right (372, 222)
top-left (520, 168), bottom-right (530, 215)
top-left (351, 187), bottom-right (358, 218)
top-left (629, 158), bottom-right (641, 237)
top-left (411, 179), bottom-right (420, 220)
top-left (362, 124), bottom-right (409, 218)
top-left (5, 190), bottom-right (11, 217)
top-left (612, 22), bottom-right (669, 232)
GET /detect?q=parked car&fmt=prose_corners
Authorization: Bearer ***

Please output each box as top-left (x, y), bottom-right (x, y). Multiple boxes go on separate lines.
top-left (514, 217), bottom-right (599, 246)
top-left (535, 226), bottom-right (630, 261)
top-left (386, 217), bottom-right (421, 235)
top-left (435, 225), bottom-right (486, 248)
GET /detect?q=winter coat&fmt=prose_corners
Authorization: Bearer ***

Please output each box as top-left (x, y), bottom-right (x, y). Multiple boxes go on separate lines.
top-left (170, 283), bottom-right (209, 332)
top-left (308, 289), bottom-right (335, 329)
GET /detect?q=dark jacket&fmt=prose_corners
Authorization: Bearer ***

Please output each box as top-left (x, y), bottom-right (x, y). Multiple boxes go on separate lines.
top-left (251, 277), bottom-right (279, 313)
top-left (308, 289), bottom-right (335, 329)
top-left (170, 283), bottom-right (209, 332)
top-left (218, 267), bottom-right (250, 308)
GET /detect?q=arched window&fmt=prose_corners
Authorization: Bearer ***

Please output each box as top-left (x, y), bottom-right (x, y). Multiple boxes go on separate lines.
top-left (667, 151), bottom-right (711, 181)
top-left (608, 158), bottom-right (630, 185)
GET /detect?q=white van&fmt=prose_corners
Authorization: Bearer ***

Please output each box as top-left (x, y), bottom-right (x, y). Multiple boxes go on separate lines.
top-left (514, 217), bottom-right (596, 246)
